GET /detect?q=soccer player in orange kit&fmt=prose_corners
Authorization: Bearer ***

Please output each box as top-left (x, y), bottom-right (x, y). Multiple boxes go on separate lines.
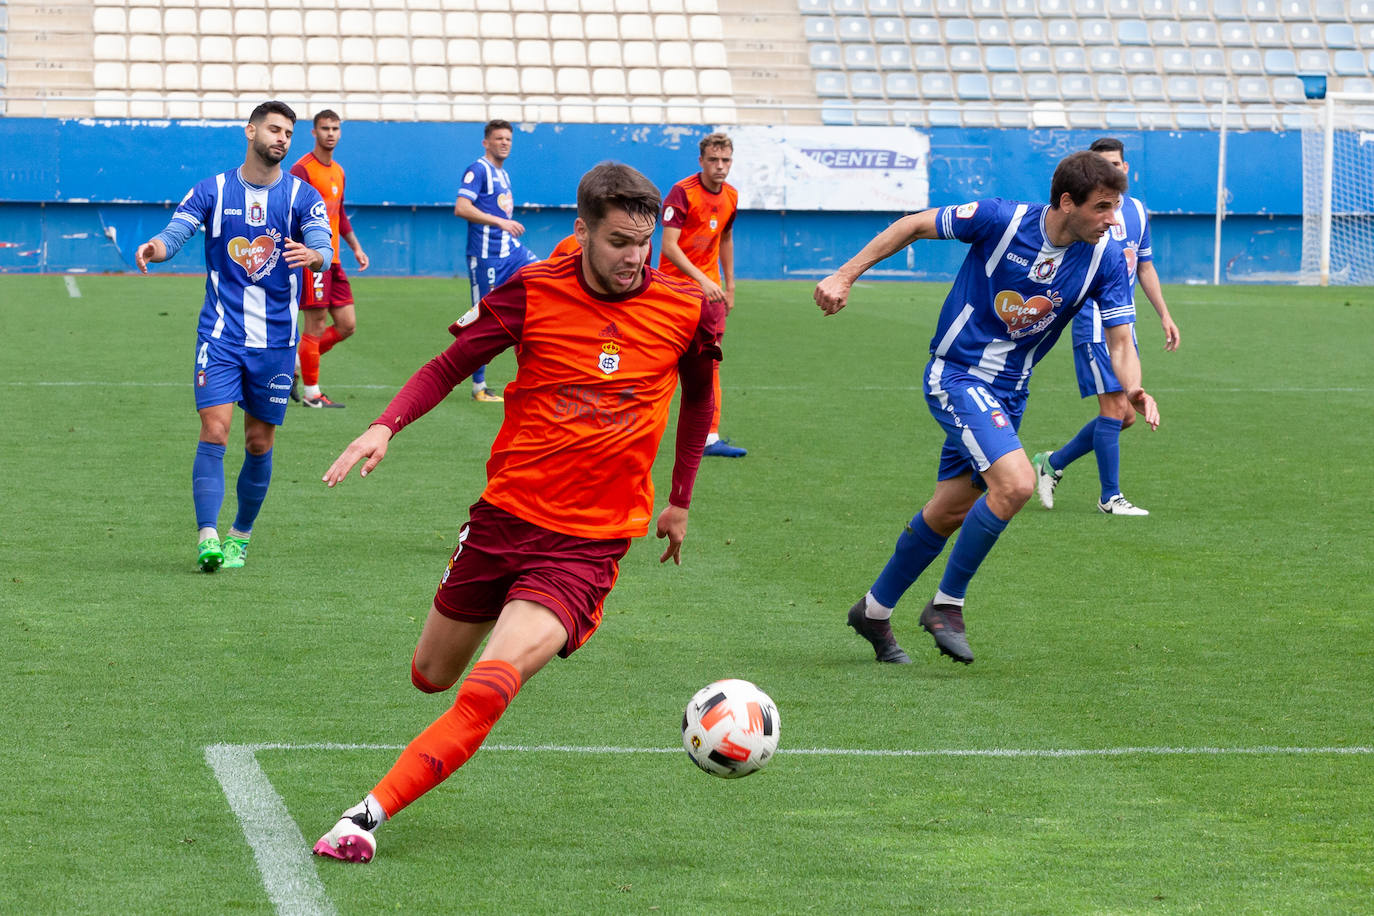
top-left (312, 162), bottom-right (725, 864)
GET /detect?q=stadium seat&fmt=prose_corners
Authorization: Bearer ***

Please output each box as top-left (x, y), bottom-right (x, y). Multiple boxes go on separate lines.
top-left (626, 67), bottom-right (661, 95)
top-left (235, 8), bottom-right (268, 34)
top-left (1088, 47), bottom-right (1120, 71)
top-left (555, 67), bottom-right (590, 94)
top-left (1074, 0), bottom-right (1105, 11)
top-left (798, 0), bottom-right (829, 10)
top-left (815, 72), bottom-right (845, 96)
top-left (970, 0), bottom-right (1001, 11)
top-left (1131, 75), bottom-right (1163, 100)
top-left (126, 7), bottom-right (160, 33)
top-left (1264, 49), bottom-right (1296, 75)
top-left (1200, 76), bottom-right (1229, 101)
top-left (618, 14), bottom-right (653, 39)
top-left (1244, 0), bottom-right (1278, 14)
top-left (867, 0), bottom-right (900, 12)
top-left (1026, 73), bottom-right (1057, 99)
top-left (654, 14), bottom-right (688, 38)
top-left (661, 68), bottom-right (696, 94)
top-left (1058, 73), bottom-right (1090, 99)
top-left (1048, 19), bottom-right (1078, 43)
top-left (1097, 74), bottom-right (1128, 100)
top-left (623, 40), bottom-right (656, 67)
top-left (1142, 0), bottom-right (1175, 11)
top-left (927, 102), bottom-right (963, 127)
top-left (958, 72), bottom-right (991, 100)
top-left (821, 102), bottom-right (855, 125)
top-left (698, 70), bottom-right (730, 94)
top-left (93, 35), bottom-right (127, 60)
top-left (377, 38), bottom-right (410, 64)
top-left (552, 40), bottom-right (586, 67)
top-left (1289, 23), bottom-right (1321, 47)
top-left (339, 10), bottom-right (372, 35)
top-left (412, 38), bottom-right (446, 65)
top-left (659, 41), bottom-right (693, 66)
top-left (991, 72), bottom-right (1024, 99)
top-left (410, 11), bottom-right (443, 34)
top-left (1324, 23), bottom-right (1356, 49)
top-left (237, 63), bottom-right (269, 94)
top-left (1117, 19), bottom-right (1149, 44)
top-left (876, 44), bottom-right (909, 68)
top-left (804, 17), bottom-right (835, 40)
top-left (235, 37), bottom-right (268, 64)
top-left (591, 67), bottom-right (627, 95)
top-left (1192, 49), bottom-right (1225, 74)
top-left (1219, 23), bottom-right (1252, 48)
top-left (1037, 0), bottom-right (1071, 14)
top-left (1123, 48), bottom-right (1154, 71)
top-left (486, 67), bottom-right (520, 94)
top-left (1019, 46), bottom-right (1051, 71)
top-left (849, 72), bottom-right (882, 98)
top-left (872, 17), bottom-right (904, 42)
top-left (200, 62), bottom-right (233, 92)
top-left (915, 45), bottom-right (947, 68)
top-left (901, 0), bottom-right (933, 11)
top-left (1183, 21), bottom-right (1217, 45)
top-left (1229, 49), bottom-right (1263, 75)
top-left (342, 37), bottom-right (376, 64)
top-left (1079, 19), bottom-right (1110, 42)
top-left (845, 44), bottom-right (877, 68)
top-left (688, 14), bottom-right (723, 40)
top-left (549, 15), bottom-right (583, 39)
top-left (587, 40), bottom-right (623, 66)
top-left (665, 97), bottom-right (702, 122)
top-left (984, 46), bottom-right (1016, 71)
top-left (855, 101), bottom-right (894, 125)
top-left (838, 17), bottom-right (870, 40)
top-left (270, 36), bottom-right (304, 64)
top-left (1312, 0), bottom-right (1344, 17)
top-left (945, 18), bottom-right (976, 42)
top-left (1174, 104), bottom-right (1211, 128)
top-left (1054, 47), bottom-right (1086, 71)
top-left (921, 72), bottom-right (954, 98)
top-left (1333, 50), bottom-right (1364, 76)
top-left (977, 18), bottom-right (1009, 42)
top-left (521, 67), bottom-right (555, 94)
top-left (1165, 75), bottom-right (1198, 100)
top-left (1212, 0), bottom-right (1244, 14)
top-left (482, 40), bottom-right (516, 66)
top-left (444, 11), bottom-right (478, 35)
top-left (92, 6), bottom-right (127, 34)
top-left (1160, 47), bottom-right (1190, 72)
top-left (448, 65), bottom-right (483, 92)
top-left (480, 12), bottom-right (514, 38)
top-left (273, 64), bottom-right (306, 93)
top-left (93, 62), bottom-right (127, 90)
top-left (950, 45), bottom-right (980, 70)
top-left (164, 8), bottom-right (197, 35)
top-left (1273, 77), bottom-right (1306, 102)
top-left (518, 40), bottom-right (552, 67)
top-left (1004, 0), bottom-right (1036, 13)
top-left (1254, 21), bottom-right (1284, 47)
top-left (1236, 76), bottom-right (1270, 102)
top-left (885, 72), bottom-right (918, 97)
top-left (1010, 18), bottom-right (1044, 42)
top-left (936, 0), bottom-right (969, 12)
top-left (693, 42), bottom-right (727, 68)
top-left (199, 35), bottom-right (233, 63)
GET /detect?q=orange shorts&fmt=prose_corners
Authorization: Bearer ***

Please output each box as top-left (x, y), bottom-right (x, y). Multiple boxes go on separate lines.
top-left (302, 262), bottom-right (353, 310)
top-left (433, 500), bottom-right (630, 657)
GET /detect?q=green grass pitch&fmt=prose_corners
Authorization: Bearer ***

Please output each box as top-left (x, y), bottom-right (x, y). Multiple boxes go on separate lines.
top-left (3, 274), bottom-right (1372, 913)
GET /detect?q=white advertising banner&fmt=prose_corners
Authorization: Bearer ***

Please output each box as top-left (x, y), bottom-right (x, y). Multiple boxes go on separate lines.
top-left (727, 126), bottom-right (931, 211)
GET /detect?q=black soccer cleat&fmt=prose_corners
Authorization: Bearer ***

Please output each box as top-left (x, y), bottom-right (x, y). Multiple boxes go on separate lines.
top-left (847, 598), bottom-right (911, 664)
top-left (919, 600), bottom-right (973, 664)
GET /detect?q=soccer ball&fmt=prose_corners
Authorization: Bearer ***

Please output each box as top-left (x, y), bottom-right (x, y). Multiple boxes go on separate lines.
top-left (681, 678), bottom-right (780, 778)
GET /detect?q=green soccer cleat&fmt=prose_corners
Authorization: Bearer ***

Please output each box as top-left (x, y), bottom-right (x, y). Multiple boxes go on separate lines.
top-left (197, 536), bottom-right (224, 573)
top-left (221, 535), bottom-right (250, 569)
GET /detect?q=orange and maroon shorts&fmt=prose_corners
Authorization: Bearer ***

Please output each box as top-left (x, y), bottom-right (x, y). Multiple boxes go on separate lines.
top-left (433, 499), bottom-right (630, 657)
top-left (302, 262), bottom-right (353, 310)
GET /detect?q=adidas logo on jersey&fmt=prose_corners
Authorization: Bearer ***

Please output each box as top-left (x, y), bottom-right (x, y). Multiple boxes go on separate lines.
top-left (599, 322), bottom-right (624, 340)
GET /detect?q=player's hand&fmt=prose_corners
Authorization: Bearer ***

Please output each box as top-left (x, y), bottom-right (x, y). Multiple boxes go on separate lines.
top-left (323, 424), bottom-right (394, 487)
top-left (1128, 388), bottom-right (1160, 431)
top-left (284, 238), bottom-right (320, 270)
top-left (1161, 317), bottom-right (1180, 352)
top-left (814, 273), bottom-right (852, 315)
top-left (700, 278), bottom-right (726, 303)
top-left (135, 239), bottom-right (163, 274)
top-left (656, 505), bottom-right (688, 565)
top-left (725, 287), bottom-right (735, 315)
top-left (354, 247), bottom-right (370, 271)
top-left (503, 219), bottom-right (526, 238)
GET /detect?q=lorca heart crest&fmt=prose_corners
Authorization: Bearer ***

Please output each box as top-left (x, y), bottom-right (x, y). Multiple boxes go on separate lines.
top-left (228, 232), bottom-right (280, 279)
top-left (994, 289), bottom-right (1061, 339)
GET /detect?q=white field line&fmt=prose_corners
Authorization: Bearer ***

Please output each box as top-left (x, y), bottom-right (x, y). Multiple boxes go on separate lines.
top-left (63, 276), bottom-right (82, 298)
top-left (2, 380), bottom-right (1370, 395)
top-left (209, 741), bottom-right (1374, 916)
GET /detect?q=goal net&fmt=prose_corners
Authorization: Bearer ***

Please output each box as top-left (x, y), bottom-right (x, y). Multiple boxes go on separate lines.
top-left (1299, 93), bottom-right (1374, 285)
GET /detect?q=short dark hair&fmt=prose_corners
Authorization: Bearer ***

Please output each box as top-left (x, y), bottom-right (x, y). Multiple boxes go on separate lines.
top-left (1089, 137), bottom-right (1125, 156)
top-left (576, 162), bottom-right (662, 230)
top-left (484, 119), bottom-right (513, 138)
top-left (1050, 151), bottom-right (1128, 208)
top-left (313, 109), bottom-right (341, 127)
top-left (699, 132), bottom-right (732, 156)
top-left (249, 100), bottom-right (297, 126)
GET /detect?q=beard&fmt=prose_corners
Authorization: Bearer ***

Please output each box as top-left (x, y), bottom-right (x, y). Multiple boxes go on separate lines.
top-left (253, 140), bottom-right (286, 166)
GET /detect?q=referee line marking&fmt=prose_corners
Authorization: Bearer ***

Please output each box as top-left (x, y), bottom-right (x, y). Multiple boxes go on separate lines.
top-left (208, 741), bottom-right (1372, 915)
top-left (4, 381), bottom-right (1371, 395)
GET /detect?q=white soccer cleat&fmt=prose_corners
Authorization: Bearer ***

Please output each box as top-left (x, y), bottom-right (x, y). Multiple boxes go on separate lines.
top-left (1098, 494), bottom-right (1149, 516)
top-left (1031, 451), bottom-right (1062, 510)
top-left (313, 802), bottom-right (380, 864)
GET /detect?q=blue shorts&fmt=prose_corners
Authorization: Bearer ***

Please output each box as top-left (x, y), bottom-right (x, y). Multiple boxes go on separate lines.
top-left (467, 248), bottom-right (540, 306)
top-left (1073, 339), bottom-right (1136, 398)
top-left (193, 336), bottom-right (296, 425)
top-left (924, 361), bottom-right (1027, 487)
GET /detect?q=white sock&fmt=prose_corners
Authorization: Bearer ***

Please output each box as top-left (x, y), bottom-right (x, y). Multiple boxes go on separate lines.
top-left (198, 526), bottom-right (219, 542)
top-left (227, 527), bottom-right (251, 541)
top-left (304, 383), bottom-right (322, 399)
top-left (933, 589), bottom-right (965, 609)
top-left (473, 382), bottom-right (487, 393)
top-left (705, 432), bottom-right (721, 446)
top-left (346, 793), bottom-right (389, 830)
top-left (863, 591), bottom-right (893, 620)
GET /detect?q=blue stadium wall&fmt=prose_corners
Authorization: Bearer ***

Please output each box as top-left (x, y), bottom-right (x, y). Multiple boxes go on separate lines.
top-left (0, 117), bottom-right (1302, 281)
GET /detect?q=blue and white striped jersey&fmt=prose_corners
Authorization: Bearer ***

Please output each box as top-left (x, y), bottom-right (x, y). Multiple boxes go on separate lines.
top-left (457, 157), bottom-right (525, 259)
top-left (160, 168), bottom-right (330, 349)
top-left (1072, 194), bottom-right (1150, 347)
top-left (930, 197), bottom-right (1131, 395)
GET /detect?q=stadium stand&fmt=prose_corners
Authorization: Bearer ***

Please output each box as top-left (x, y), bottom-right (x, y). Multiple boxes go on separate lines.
top-left (0, 0), bottom-right (1370, 125)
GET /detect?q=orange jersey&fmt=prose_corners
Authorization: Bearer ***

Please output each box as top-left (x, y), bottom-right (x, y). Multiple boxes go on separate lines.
top-left (375, 256), bottom-right (724, 540)
top-left (548, 234), bottom-right (581, 259)
top-left (657, 174), bottom-right (738, 284)
top-left (290, 153), bottom-right (350, 265)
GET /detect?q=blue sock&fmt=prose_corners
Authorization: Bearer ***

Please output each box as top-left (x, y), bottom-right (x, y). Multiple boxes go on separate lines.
top-left (1093, 416), bottom-right (1124, 502)
top-left (473, 364), bottom-right (487, 387)
top-left (232, 448), bottom-right (273, 534)
top-left (871, 512), bottom-right (949, 609)
top-left (937, 496), bottom-right (1010, 601)
top-left (192, 441), bottom-right (227, 531)
top-left (1049, 418), bottom-right (1097, 472)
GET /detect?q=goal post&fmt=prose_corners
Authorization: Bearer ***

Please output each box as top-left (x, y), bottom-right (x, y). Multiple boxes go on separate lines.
top-left (1299, 92), bottom-right (1374, 286)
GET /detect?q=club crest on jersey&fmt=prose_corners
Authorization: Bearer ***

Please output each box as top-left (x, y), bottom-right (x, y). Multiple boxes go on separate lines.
top-left (709, 216), bottom-right (718, 231)
top-left (247, 201), bottom-right (266, 226)
top-left (227, 227), bottom-right (282, 282)
top-left (664, 206), bottom-right (675, 222)
top-left (1110, 222), bottom-right (1127, 241)
top-left (456, 304), bottom-right (480, 327)
top-left (994, 288), bottom-right (1062, 339)
top-left (990, 410), bottom-right (1008, 429)
top-left (598, 342), bottom-right (621, 375)
top-left (1030, 253), bottom-right (1060, 284)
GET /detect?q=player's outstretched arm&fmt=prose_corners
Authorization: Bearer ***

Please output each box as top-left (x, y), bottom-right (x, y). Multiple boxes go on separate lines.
top-left (323, 424), bottom-right (394, 487)
top-left (1136, 261), bottom-right (1179, 351)
top-left (135, 238), bottom-right (167, 274)
top-left (1106, 323), bottom-right (1160, 431)
top-left (656, 505), bottom-right (688, 565)
top-left (814, 209), bottom-right (939, 315)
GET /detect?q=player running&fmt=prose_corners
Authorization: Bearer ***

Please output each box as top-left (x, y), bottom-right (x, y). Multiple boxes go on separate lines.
top-left (1032, 137), bottom-right (1181, 516)
top-left (289, 109), bottom-right (370, 409)
top-left (814, 151), bottom-right (1160, 665)
top-left (312, 163), bottom-right (724, 863)
top-left (135, 100), bottom-right (332, 572)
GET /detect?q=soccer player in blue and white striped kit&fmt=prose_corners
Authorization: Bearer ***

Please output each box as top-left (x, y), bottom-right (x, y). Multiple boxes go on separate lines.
top-left (814, 151), bottom-right (1160, 665)
top-left (1032, 138), bottom-right (1181, 517)
top-left (136, 100), bottom-right (333, 572)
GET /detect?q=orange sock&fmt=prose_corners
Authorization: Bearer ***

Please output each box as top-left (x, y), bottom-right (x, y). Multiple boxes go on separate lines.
top-left (319, 325), bottom-right (344, 356)
top-left (299, 334), bottom-right (321, 386)
top-left (370, 659), bottom-right (522, 818)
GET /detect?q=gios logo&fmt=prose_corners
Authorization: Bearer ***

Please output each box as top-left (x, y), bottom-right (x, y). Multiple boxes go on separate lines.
top-left (993, 289), bottom-right (1062, 339)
